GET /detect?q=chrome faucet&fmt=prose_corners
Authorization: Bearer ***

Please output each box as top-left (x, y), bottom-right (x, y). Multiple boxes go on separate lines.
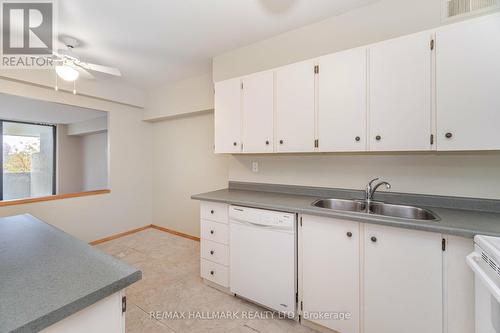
top-left (365, 178), bottom-right (391, 202)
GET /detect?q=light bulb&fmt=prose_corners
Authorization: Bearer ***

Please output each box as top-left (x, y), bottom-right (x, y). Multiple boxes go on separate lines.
top-left (55, 65), bottom-right (79, 82)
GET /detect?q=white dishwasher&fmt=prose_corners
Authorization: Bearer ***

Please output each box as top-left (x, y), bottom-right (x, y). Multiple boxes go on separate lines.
top-left (229, 205), bottom-right (296, 315)
top-left (467, 235), bottom-right (500, 333)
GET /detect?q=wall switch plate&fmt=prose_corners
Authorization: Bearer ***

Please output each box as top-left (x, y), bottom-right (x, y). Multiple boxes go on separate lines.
top-left (252, 161), bottom-right (259, 173)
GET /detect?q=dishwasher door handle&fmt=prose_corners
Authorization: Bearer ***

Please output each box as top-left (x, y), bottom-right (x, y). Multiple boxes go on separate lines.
top-left (230, 219), bottom-right (294, 232)
top-left (230, 219), bottom-right (274, 229)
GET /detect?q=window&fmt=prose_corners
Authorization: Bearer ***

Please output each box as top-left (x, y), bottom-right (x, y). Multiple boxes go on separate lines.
top-left (1, 120), bottom-right (56, 200)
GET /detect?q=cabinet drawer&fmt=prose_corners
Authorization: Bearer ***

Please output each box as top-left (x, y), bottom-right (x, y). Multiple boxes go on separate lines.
top-left (201, 239), bottom-right (229, 266)
top-left (201, 259), bottom-right (229, 287)
top-left (200, 220), bottom-right (228, 245)
top-left (201, 202), bottom-right (228, 224)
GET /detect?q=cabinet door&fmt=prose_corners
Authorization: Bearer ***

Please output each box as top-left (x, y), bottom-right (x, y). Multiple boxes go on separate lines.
top-left (444, 236), bottom-right (474, 333)
top-left (41, 291), bottom-right (125, 333)
top-left (301, 215), bottom-right (360, 333)
top-left (318, 47), bottom-right (367, 152)
top-left (369, 32), bottom-right (432, 151)
top-left (242, 71), bottom-right (274, 153)
top-left (276, 60), bottom-right (315, 152)
top-left (364, 224), bottom-right (442, 333)
top-left (436, 16), bottom-right (500, 150)
top-left (214, 78), bottom-right (241, 153)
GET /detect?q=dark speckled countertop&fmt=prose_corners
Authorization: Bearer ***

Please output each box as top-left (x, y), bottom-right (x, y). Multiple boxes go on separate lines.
top-left (0, 214), bottom-right (142, 333)
top-left (192, 182), bottom-right (500, 238)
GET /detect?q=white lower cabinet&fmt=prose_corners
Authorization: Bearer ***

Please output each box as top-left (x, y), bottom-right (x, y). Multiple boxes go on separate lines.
top-left (301, 215), bottom-right (360, 333)
top-left (201, 258), bottom-right (229, 288)
top-left (443, 235), bottom-right (474, 333)
top-left (201, 239), bottom-right (229, 266)
top-left (41, 291), bottom-right (125, 333)
top-left (200, 219), bottom-right (228, 245)
top-left (199, 201), bottom-right (230, 289)
top-left (300, 215), bottom-right (472, 333)
top-left (363, 224), bottom-right (443, 333)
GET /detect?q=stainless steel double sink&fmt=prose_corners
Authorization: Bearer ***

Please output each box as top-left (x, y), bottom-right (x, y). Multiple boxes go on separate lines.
top-left (312, 198), bottom-right (438, 221)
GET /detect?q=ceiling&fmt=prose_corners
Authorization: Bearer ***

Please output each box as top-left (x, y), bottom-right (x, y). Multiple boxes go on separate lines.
top-left (0, 93), bottom-right (106, 125)
top-left (58, 0), bottom-right (376, 90)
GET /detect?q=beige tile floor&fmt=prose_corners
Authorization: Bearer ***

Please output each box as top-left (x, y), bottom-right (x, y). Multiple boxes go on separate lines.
top-left (96, 228), bottom-right (317, 333)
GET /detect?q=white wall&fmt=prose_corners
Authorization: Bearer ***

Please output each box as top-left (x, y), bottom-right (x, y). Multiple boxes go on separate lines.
top-left (0, 78), bottom-right (153, 242)
top-left (145, 73), bottom-right (214, 121)
top-left (213, 0), bottom-right (497, 81)
top-left (146, 72), bottom-right (227, 238)
top-left (229, 152), bottom-right (500, 199)
top-left (0, 70), bottom-right (146, 107)
top-left (57, 124), bottom-right (83, 194)
top-left (212, 0), bottom-right (500, 200)
top-left (82, 132), bottom-right (108, 191)
top-left (68, 116), bottom-right (108, 136)
top-left (152, 111), bottom-right (228, 237)
top-left (57, 125), bottom-right (109, 194)
top-left (0, 92), bottom-right (106, 124)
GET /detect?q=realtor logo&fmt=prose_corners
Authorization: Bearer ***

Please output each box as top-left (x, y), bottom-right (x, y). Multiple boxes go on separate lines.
top-left (1, 0), bottom-right (56, 68)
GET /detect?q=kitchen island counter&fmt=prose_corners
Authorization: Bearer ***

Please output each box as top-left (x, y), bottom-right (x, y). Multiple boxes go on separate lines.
top-left (0, 214), bottom-right (141, 333)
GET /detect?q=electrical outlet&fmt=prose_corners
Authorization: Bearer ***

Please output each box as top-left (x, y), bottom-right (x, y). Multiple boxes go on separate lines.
top-left (252, 161), bottom-right (259, 173)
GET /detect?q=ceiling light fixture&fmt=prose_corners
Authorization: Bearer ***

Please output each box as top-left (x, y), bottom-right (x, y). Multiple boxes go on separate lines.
top-left (55, 65), bottom-right (80, 82)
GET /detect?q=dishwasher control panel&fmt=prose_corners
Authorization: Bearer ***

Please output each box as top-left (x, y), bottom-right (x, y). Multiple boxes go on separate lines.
top-left (229, 206), bottom-right (295, 228)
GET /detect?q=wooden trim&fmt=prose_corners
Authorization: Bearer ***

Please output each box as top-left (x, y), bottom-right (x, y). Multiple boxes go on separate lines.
top-left (89, 224), bottom-right (200, 246)
top-left (89, 225), bottom-right (151, 245)
top-left (0, 189), bottom-right (111, 207)
top-left (151, 224), bottom-right (200, 242)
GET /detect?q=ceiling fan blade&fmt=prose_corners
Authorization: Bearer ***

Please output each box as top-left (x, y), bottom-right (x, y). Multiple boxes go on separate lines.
top-left (75, 66), bottom-right (95, 80)
top-left (51, 50), bottom-right (63, 61)
top-left (77, 61), bottom-right (122, 77)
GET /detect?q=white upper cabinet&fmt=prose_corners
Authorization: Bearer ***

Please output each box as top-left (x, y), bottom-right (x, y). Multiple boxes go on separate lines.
top-left (363, 224), bottom-right (443, 333)
top-left (213, 14), bottom-right (499, 155)
top-left (242, 71), bottom-right (274, 153)
top-left (276, 60), bottom-right (316, 153)
top-left (436, 15), bottom-right (500, 150)
top-left (301, 215), bottom-right (360, 333)
top-left (214, 78), bottom-right (241, 153)
top-left (369, 32), bottom-right (432, 151)
top-left (318, 47), bottom-right (367, 152)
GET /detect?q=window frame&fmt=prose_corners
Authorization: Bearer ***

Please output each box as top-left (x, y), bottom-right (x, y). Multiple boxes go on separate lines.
top-left (0, 119), bottom-right (57, 201)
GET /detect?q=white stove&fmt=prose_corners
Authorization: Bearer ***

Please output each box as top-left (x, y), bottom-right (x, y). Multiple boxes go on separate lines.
top-left (467, 235), bottom-right (500, 333)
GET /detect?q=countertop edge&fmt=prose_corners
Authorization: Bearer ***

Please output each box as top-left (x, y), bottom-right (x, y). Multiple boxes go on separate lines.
top-left (12, 270), bottom-right (142, 333)
top-left (191, 193), bottom-right (492, 238)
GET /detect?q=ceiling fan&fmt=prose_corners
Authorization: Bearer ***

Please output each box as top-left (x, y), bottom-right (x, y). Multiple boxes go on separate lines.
top-left (52, 37), bottom-right (122, 89)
